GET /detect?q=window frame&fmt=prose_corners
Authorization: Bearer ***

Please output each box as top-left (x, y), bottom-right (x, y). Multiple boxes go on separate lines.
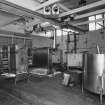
top-left (89, 14), bottom-right (103, 31)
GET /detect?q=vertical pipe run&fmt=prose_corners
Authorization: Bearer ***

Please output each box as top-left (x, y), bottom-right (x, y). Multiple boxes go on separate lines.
top-left (9, 36), bottom-right (14, 73)
top-left (74, 33), bottom-right (77, 53)
top-left (61, 30), bottom-right (63, 64)
top-left (61, 30), bottom-right (63, 43)
top-left (48, 48), bottom-right (49, 72)
top-left (24, 38), bottom-right (26, 46)
top-left (51, 30), bottom-right (53, 48)
top-left (66, 32), bottom-right (70, 65)
top-left (53, 29), bottom-right (57, 49)
top-left (67, 32), bottom-right (70, 53)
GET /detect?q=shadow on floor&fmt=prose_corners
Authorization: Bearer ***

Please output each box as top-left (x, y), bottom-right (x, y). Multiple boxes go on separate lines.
top-left (0, 75), bottom-right (105, 105)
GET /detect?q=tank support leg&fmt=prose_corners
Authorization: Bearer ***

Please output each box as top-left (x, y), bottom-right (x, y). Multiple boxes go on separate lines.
top-left (99, 75), bottom-right (104, 105)
top-left (100, 89), bottom-right (103, 105)
top-left (82, 73), bottom-right (84, 93)
top-left (97, 75), bottom-right (103, 104)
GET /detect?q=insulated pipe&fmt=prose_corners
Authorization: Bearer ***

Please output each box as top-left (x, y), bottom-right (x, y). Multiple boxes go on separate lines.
top-left (74, 33), bottom-right (77, 53)
top-left (53, 28), bottom-right (57, 49)
top-left (0, 1), bottom-right (87, 33)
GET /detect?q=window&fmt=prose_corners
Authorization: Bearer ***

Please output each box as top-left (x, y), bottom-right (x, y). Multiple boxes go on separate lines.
top-left (89, 14), bottom-right (103, 31)
top-left (89, 23), bottom-right (95, 31)
top-left (63, 30), bottom-right (68, 36)
top-left (38, 31), bottom-right (52, 37)
top-left (89, 16), bottom-right (95, 21)
top-left (89, 16), bottom-right (95, 31)
top-left (56, 29), bottom-right (78, 36)
top-left (96, 14), bottom-right (103, 30)
top-left (104, 13), bottom-right (105, 26)
top-left (38, 32), bottom-right (46, 37)
top-left (57, 30), bottom-right (62, 36)
top-left (2, 46), bottom-right (8, 58)
top-left (38, 28), bottom-right (78, 37)
top-left (56, 29), bottom-right (69, 36)
top-left (45, 31), bottom-right (52, 37)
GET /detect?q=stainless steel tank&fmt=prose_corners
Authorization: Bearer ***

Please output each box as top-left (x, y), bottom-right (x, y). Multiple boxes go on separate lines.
top-left (84, 54), bottom-right (105, 94)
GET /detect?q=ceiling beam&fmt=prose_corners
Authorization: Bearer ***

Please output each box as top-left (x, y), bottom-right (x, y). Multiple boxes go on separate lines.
top-left (44, 26), bottom-right (55, 31)
top-left (0, 0), bottom-right (58, 25)
top-left (21, 19), bottom-right (42, 29)
top-left (0, 17), bottom-right (21, 27)
top-left (0, 29), bottom-right (32, 38)
top-left (61, 22), bottom-right (87, 32)
top-left (59, 0), bottom-right (105, 17)
top-left (74, 18), bottom-right (105, 26)
top-left (0, 0), bottom-right (86, 33)
top-left (26, 19), bottom-right (41, 27)
top-left (0, 9), bottom-right (20, 27)
top-left (0, 8), bottom-right (21, 18)
top-left (75, 8), bottom-right (105, 20)
top-left (34, 0), bottom-right (60, 11)
top-left (57, 3), bottom-right (70, 11)
top-left (5, 0), bottom-right (40, 11)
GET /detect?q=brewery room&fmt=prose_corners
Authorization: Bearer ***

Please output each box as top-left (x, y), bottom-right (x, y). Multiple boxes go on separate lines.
top-left (0, 0), bottom-right (105, 105)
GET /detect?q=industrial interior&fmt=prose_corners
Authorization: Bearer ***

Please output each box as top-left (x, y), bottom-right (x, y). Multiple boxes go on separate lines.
top-left (0, 0), bottom-right (105, 105)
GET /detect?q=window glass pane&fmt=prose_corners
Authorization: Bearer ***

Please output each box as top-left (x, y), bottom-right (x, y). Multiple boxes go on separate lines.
top-left (89, 22), bottom-right (95, 31)
top-left (57, 30), bottom-right (62, 36)
top-left (89, 14), bottom-right (103, 31)
top-left (89, 16), bottom-right (95, 31)
top-left (96, 14), bottom-right (102, 19)
top-left (104, 14), bottom-right (105, 26)
top-left (96, 21), bottom-right (103, 30)
top-left (63, 29), bottom-right (70, 36)
top-left (39, 32), bottom-right (45, 36)
top-left (96, 14), bottom-right (103, 30)
top-left (46, 31), bottom-right (52, 37)
top-left (63, 31), bottom-right (68, 36)
top-left (89, 16), bottom-right (95, 21)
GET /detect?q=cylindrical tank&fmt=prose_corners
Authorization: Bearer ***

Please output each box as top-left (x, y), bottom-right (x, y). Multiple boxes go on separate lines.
top-left (84, 54), bottom-right (105, 94)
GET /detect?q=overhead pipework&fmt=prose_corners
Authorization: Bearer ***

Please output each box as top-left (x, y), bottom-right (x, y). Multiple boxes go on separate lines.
top-left (0, 0), bottom-right (87, 33)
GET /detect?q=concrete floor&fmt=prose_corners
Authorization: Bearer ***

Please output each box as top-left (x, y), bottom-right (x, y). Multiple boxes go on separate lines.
top-left (0, 75), bottom-right (105, 105)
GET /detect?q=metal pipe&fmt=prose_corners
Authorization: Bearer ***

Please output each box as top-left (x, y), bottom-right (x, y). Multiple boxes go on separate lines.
top-left (96, 45), bottom-right (100, 54)
top-left (0, 1), bottom-right (87, 33)
top-left (0, 30), bottom-right (32, 39)
top-left (53, 29), bottom-right (57, 49)
top-left (74, 33), bottom-right (77, 53)
top-left (66, 32), bottom-right (70, 52)
top-left (14, 36), bottom-right (32, 40)
top-left (0, 1), bottom-right (58, 25)
top-left (0, 9), bottom-right (23, 18)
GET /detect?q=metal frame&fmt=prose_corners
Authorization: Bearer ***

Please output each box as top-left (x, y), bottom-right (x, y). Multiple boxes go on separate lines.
top-left (57, 3), bottom-right (70, 12)
top-left (74, 18), bottom-right (105, 26)
top-left (0, 0), bottom-right (86, 33)
top-left (59, 0), bottom-right (105, 17)
top-left (0, 31), bottom-right (32, 84)
top-left (75, 8), bottom-right (105, 20)
top-left (34, 0), bottom-right (60, 11)
top-left (0, 29), bottom-right (32, 39)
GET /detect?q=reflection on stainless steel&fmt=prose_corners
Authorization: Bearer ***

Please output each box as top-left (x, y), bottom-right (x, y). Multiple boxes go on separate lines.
top-left (84, 54), bottom-right (105, 94)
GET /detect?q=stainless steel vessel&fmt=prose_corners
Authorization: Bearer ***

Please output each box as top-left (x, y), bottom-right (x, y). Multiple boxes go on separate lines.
top-left (84, 54), bottom-right (105, 94)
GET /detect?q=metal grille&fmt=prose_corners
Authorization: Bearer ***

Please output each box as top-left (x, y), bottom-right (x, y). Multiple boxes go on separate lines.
top-left (0, 36), bottom-right (12, 46)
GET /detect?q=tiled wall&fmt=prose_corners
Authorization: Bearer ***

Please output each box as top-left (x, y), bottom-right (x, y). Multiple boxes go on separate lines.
top-left (78, 29), bottom-right (105, 53)
top-left (57, 29), bottom-right (105, 62)
top-left (32, 36), bottom-right (53, 48)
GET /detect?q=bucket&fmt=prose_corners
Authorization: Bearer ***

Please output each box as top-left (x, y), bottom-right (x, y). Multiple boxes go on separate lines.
top-left (62, 73), bottom-right (70, 86)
